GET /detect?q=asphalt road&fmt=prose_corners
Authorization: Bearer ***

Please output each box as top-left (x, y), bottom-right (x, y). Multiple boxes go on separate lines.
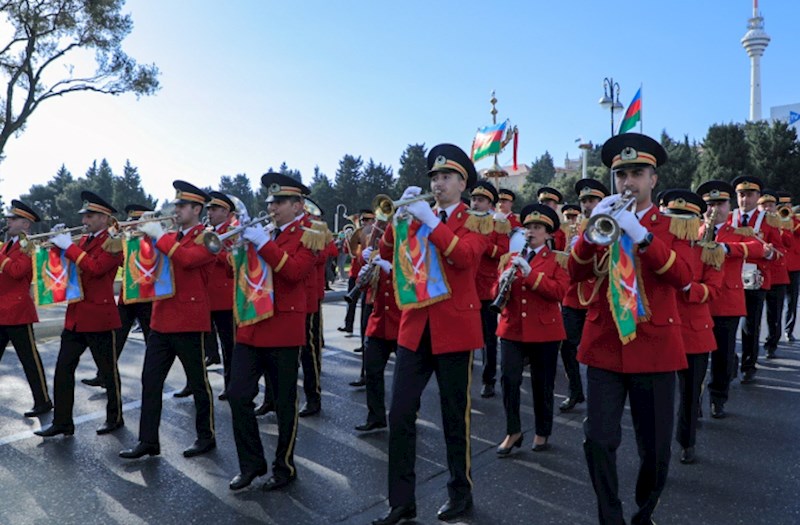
top-left (1, 283), bottom-right (799, 525)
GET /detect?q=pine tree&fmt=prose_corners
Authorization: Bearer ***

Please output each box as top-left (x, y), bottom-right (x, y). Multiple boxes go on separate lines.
top-left (521, 151), bottom-right (555, 202)
top-left (113, 160), bottom-right (158, 212)
top-left (308, 166), bottom-right (338, 230)
top-left (695, 124), bottom-right (751, 186)
top-left (394, 144), bottom-right (428, 195)
top-left (359, 159), bottom-right (394, 209)
top-left (656, 132), bottom-right (699, 190)
top-left (334, 155), bottom-right (364, 215)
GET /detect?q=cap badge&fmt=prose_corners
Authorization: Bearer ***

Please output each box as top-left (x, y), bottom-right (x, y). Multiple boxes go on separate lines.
top-left (269, 183), bottom-right (282, 194)
top-left (434, 155), bottom-right (447, 167)
top-left (675, 198), bottom-right (686, 207)
top-left (580, 187), bottom-right (592, 196)
top-left (709, 189), bottom-right (720, 198)
top-left (621, 147), bottom-right (637, 161)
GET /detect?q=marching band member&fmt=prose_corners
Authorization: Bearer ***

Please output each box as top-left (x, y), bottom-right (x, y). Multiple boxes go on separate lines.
top-left (495, 203), bottom-right (569, 456)
top-left (372, 143), bottom-right (489, 525)
top-left (779, 191), bottom-right (800, 343)
top-left (0, 200), bottom-right (52, 418)
top-left (338, 211), bottom-right (371, 336)
top-left (759, 190), bottom-right (792, 359)
top-left (537, 187), bottom-right (566, 250)
top-left (470, 180), bottom-right (509, 398)
top-left (119, 181), bottom-right (216, 459)
top-left (36, 192), bottom-right (124, 437)
top-left (227, 173), bottom-right (317, 491)
top-left (569, 133), bottom-right (691, 525)
top-left (497, 189), bottom-right (522, 229)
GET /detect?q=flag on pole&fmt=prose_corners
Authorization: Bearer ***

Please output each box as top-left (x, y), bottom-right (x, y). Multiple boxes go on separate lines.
top-left (471, 122), bottom-right (507, 162)
top-left (618, 87), bottom-right (642, 134)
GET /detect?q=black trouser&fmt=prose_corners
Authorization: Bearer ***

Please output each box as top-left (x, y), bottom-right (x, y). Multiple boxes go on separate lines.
top-left (708, 316), bottom-right (741, 405)
top-left (785, 271), bottom-right (800, 338)
top-left (301, 310), bottom-right (322, 404)
top-left (741, 289), bottom-right (766, 373)
top-left (0, 324), bottom-right (50, 407)
top-left (138, 330), bottom-right (214, 444)
top-left (343, 276), bottom-right (359, 331)
top-left (53, 329), bottom-right (122, 427)
top-left (583, 366), bottom-right (675, 525)
top-left (388, 325), bottom-right (473, 507)
top-left (765, 284), bottom-right (786, 351)
top-left (364, 336), bottom-right (396, 425)
top-left (479, 300), bottom-right (499, 386)
top-left (676, 353), bottom-right (709, 449)
top-left (357, 302), bottom-right (375, 379)
top-left (206, 310), bottom-right (235, 389)
top-left (115, 302), bottom-right (152, 356)
top-left (500, 339), bottom-right (559, 437)
top-left (229, 344), bottom-right (299, 479)
top-left (560, 306), bottom-right (586, 399)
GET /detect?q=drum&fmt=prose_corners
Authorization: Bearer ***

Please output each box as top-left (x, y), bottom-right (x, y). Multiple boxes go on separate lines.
top-left (742, 263), bottom-right (763, 290)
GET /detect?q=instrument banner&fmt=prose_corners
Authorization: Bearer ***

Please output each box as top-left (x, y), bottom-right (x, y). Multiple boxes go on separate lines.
top-left (607, 233), bottom-right (646, 344)
top-left (232, 244), bottom-right (274, 326)
top-left (32, 246), bottom-right (83, 306)
top-left (393, 218), bottom-right (451, 309)
top-left (122, 236), bottom-right (175, 303)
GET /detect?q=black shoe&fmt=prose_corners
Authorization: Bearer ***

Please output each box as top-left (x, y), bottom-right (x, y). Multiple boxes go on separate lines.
top-left (354, 346), bottom-right (364, 353)
top-left (765, 348), bottom-right (776, 359)
top-left (173, 386), bottom-right (192, 398)
top-left (680, 446), bottom-right (696, 464)
top-left (261, 474), bottom-right (295, 491)
top-left (710, 402), bottom-right (726, 419)
top-left (559, 393), bottom-right (585, 412)
top-left (785, 333), bottom-right (796, 343)
top-left (349, 377), bottom-right (366, 387)
top-left (355, 421), bottom-right (387, 432)
top-left (183, 438), bottom-right (216, 458)
top-left (218, 392), bottom-right (228, 401)
top-left (81, 376), bottom-right (106, 388)
top-left (480, 383), bottom-right (495, 398)
top-left (204, 355), bottom-right (221, 367)
top-left (496, 433), bottom-right (523, 457)
top-left (229, 465), bottom-right (268, 490)
top-left (337, 326), bottom-right (353, 333)
top-left (24, 401), bottom-right (53, 418)
top-left (254, 400), bottom-right (275, 416)
top-left (119, 441), bottom-right (160, 459)
top-left (34, 424), bottom-right (74, 437)
top-left (96, 419), bottom-right (124, 435)
top-left (298, 401), bottom-right (321, 417)
top-left (437, 495), bottom-right (473, 521)
top-left (372, 503), bottom-right (417, 525)
top-left (532, 437), bottom-right (550, 452)
top-left (741, 370), bottom-right (756, 384)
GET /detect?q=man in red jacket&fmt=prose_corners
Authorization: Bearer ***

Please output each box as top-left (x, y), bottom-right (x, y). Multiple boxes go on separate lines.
top-left (35, 192), bottom-right (124, 437)
top-left (0, 200), bottom-right (52, 418)
top-left (569, 133), bottom-right (692, 525)
top-left (779, 191), bottom-right (800, 342)
top-left (497, 189), bottom-right (522, 229)
top-left (372, 144), bottom-right (489, 525)
top-left (119, 181), bottom-right (216, 459)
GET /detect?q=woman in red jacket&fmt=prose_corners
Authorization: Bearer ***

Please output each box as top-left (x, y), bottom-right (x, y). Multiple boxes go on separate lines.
top-left (495, 203), bottom-right (569, 455)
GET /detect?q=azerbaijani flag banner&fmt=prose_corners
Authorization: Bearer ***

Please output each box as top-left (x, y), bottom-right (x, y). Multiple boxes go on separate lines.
top-left (471, 121), bottom-right (507, 162)
top-left (618, 87), bottom-right (642, 134)
top-left (32, 246), bottom-right (83, 306)
top-left (231, 244), bottom-right (274, 326)
top-left (122, 236), bottom-right (175, 303)
top-left (392, 217), bottom-right (451, 309)
top-left (607, 233), bottom-right (646, 344)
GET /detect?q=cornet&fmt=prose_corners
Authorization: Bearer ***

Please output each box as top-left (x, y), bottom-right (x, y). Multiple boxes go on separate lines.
top-left (21, 224), bottom-right (89, 245)
top-left (584, 190), bottom-right (637, 246)
top-left (204, 212), bottom-right (273, 254)
top-left (113, 214), bottom-right (178, 234)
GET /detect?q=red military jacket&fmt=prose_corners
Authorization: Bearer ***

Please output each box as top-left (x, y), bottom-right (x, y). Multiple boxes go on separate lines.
top-left (348, 230), bottom-right (365, 279)
top-left (562, 218), bottom-right (594, 311)
top-left (726, 209), bottom-right (781, 290)
top-left (208, 219), bottom-right (235, 312)
top-left (236, 221), bottom-right (317, 348)
top-left (380, 202), bottom-right (489, 354)
top-left (475, 225), bottom-right (509, 301)
top-left (365, 267), bottom-right (401, 341)
top-left (787, 216), bottom-right (800, 273)
top-left (569, 205), bottom-right (692, 373)
top-left (63, 230), bottom-right (123, 332)
top-left (506, 213), bottom-right (522, 230)
top-left (674, 240), bottom-right (724, 354)
top-left (496, 246), bottom-right (569, 343)
top-left (150, 224), bottom-right (215, 333)
top-left (317, 239), bottom-right (338, 301)
top-left (770, 221), bottom-right (794, 285)
top-left (704, 223), bottom-right (766, 317)
top-left (0, 239), bottom-right (38, 325)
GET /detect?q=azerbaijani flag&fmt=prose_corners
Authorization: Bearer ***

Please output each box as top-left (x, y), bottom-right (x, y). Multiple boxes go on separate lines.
top-left (618, 87), bottom-right (642, 134)
top-left (392, 217), bottom-right (450, 309)
top-left (232, 244), bottom-right (274, 326)
top-left (471, 121), bottom-right (507, 162)
top-left (122, 236), bottom-right (175, 303)
top-left (32, 246), bottom-right (83, 306)
top-left (607, 233), bottom-right (647, 344)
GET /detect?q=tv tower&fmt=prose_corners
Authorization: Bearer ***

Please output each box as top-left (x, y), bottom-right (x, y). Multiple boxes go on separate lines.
top-left (741, 0), bottom-right (770, 121)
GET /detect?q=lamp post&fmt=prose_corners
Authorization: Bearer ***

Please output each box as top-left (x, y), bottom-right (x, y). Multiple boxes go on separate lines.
top-left (598, 77), bottom-right (624, 192)
top-left (335, 203), bottom-right (348, 233)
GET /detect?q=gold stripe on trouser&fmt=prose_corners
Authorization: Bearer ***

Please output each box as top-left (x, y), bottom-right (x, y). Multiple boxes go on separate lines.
top-left (26, 324), bottom-right (51, 403)
top-left (199, 334), bottom-right (216, 437)
top-left (285, 352), bottom-right (301, 477)
top-left (110, 330), bottom-right (123, 423)
top-left (465, 351), bottom-right (474, 488)
top-left (309, 313), bottom-right (321, 395)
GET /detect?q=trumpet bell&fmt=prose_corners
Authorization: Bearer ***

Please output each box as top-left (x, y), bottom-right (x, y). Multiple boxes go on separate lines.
top-left (203, 231), bottom-right (223, 254)
top-left (371, 194), bottom-right (394, 222)
top-left (584, 214), bottom-right (620, 246)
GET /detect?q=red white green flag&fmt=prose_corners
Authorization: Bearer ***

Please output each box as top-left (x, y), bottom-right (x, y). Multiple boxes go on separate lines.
top-left (471, 122), bottom-right (507, 162)
top-left (122, 236), bottom-right (175, 303)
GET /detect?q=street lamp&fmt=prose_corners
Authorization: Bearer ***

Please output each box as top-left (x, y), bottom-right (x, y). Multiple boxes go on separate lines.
top-left (599, 77), bottom-right (625, 192)
top-left (335, 203), bottom-right (348, 233)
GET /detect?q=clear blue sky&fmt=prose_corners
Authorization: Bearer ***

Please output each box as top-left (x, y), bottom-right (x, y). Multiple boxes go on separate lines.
top-left (2, 0), bottom-right (798, 207)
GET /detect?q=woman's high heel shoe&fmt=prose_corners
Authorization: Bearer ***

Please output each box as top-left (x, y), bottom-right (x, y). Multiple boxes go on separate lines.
top-left (496, 433), bottom-right (524, 457)
top-left (531, 436), bottom-right (550, 452)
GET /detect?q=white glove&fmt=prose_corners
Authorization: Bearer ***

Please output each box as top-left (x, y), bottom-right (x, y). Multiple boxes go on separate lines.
top-left (570, 232), bottom-right (580, 249)
top-left (400, 186), bottom-right (422, 201)
top-left (50, 232), bottom-right (73, 250)
top-left (493, 211), bottom-right (506, 221)
top-left (499, 267), bottom-right (514, 283)
top-left (615, 209), bottom-right (648, 244)
top-left (262, 222), bottom-right (276, 237)
top-left (357, 264), bottom-right (371, 280)
top-left (139, 221), bottom-right (165, 241)
top-left (243, 225), bottom-right (269, 250)
top-left (590, 194), bottom-right (622, 217)
top-left (406, 200), bottom-right (440, 228)
top-left (374, 255), bottom-right (392, 273)
top-left (362, 247), bottom-right (374, 263)
top-left (51, 223), bottom-right (66, 232)
top-left (513, 255), bottom-right (532, 277)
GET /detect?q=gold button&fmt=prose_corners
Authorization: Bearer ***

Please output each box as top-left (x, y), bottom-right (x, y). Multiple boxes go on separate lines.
top-left (521, 286), bottom-right (527, 291)
top-left (385, 292), bottom-right (389, 297)
top-left (668, 317), bottom-right (673, 323)
top-left (521, 312), bottom-right (527, 318)
top-left (191, 297), bottom-right (196, 301)
top-left (469, 304), bottom-right (473, 308)
top-left (521, 299), bottom-right (527, 304)
top-left (385, 306), bottom-right (389, 310)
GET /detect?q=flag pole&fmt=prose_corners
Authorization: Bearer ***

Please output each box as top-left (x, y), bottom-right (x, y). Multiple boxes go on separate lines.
top-left (639, 83), bottom-right (643, 133)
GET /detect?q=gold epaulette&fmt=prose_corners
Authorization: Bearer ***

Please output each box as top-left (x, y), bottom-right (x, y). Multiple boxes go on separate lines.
top-left (498, 252), bottom-right (514, 271)
top-left (734, 226), bottom-right (755, 237)
top-left (19, 239), bottom-right (34, 256)
top-left (301, 226), bottom-right (326, 251)
top-left (668, 215), bottom-right (700, 241)
top-left (464, 211), bottom-right (494, 235)
top-left (194, 230), bottom-right (207, 245)
top-left (555, 251), bottom-right (569, 269)
top-left (780, 218), bottom-right (793, 230)
top-left (102, 236), bottom-right (123, 254)
top-left (700, 242), bottom-right (725, 270)
top-left (765, 213), bottom-right (781, 229)
top-left (494, 218), bottom-right (511, 235)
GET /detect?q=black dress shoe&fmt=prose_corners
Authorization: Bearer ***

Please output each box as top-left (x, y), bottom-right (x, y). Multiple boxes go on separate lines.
top-left (710, 402), bottom-right (726, 419)
top-left (254, 400), bottom-right (275, 416)
top-left (741, 370), bottom-right (756, 384)
top-left (173, 386), bottom-right (192, 398)
top-left (261, 474), bottom-right (295, 491)
top-left (437, 495), bottom-right (473, 521)
top-left (298, 401), bottom-right (321, 417)
top-left (785, 333), bottom-right (796, 343)
top-left (183, 438), bottom-right (216, 458)
top-left (559, 393), bottom-right (585, 412)
top-left (372, 503), bottom-right (417, 525)
top-left (81, 376), bottom-right (106, 388)
top-left (532, 437), bottom-right (550, 452)
top-left (204, 355), bottom-right (221, 367)
top-left (349, 377), bottom-right (366, 387)
top-left (337, 326), bottom-right (353, 333)
top-left (355, 421), bottom-right (387, 432)
top-left (680, 446), bottom-right (696, 464)
top-left (765, 348), bottom-right (777, 359)
top-left (24, 401), bottom-right (53, 418)
top-left (354, 346), bottom-right (364, 353)
top-left (480, 383), bottom-right (495, 398)
top-left (119, 441), bottom-right (160, 459)
top-left (96, 419), bottom-right (124, 435)
top-left (229, 465), bottom-right (268, 490)
top-left (34, 424), bottom-right (74, 437)
top-left (496, 433), bottom-right (523, 457)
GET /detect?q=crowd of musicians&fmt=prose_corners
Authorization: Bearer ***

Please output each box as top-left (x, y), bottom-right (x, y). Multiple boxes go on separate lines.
top-left (1, 132), bottom-right (798, 524)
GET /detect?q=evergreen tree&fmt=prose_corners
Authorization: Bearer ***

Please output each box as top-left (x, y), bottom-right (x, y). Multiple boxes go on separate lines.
top-left (745, 120), bottom-right (800, 191)
top-left (308, 166), bottom-right (338, 230)
top-left (334, 154), bottom-right (364, 215)
top-left (113, 160), bottom-right (158, 212)
top-left (219, 174), bottom-right (257, 215)
top-left (521, 151), bottom-right (555, 202)
top-left (656, 131), bottom-right (699, 190)
top-left (359, 159), bottom-right (394, 209)
top-left (394, 144), bottom-right (428, 195)
top-left (695, 123), bottom-right (751, 186)
top-left (84, 159), bottom-right (115, 202)
top-left (279, 162), bottom-right (303, 183)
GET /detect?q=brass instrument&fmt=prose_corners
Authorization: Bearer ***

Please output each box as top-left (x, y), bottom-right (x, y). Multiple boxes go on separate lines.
top-left (490, 242), bottom-right (530, 314)
top-left (390, 192), bottom-right (436, 220)
top-left (345, 194), bottom-right (393, 304)
top-left (699, 207), bottom-right (719, 247)
top-left (21, 225), bottom-right (88, 244)
top-left (204, 212), bottom-right (272, 254)
top-left (584, 190), bottom-right (637, 246)
top-left (114, 213), bottom-right (178, 230)
top-left (778, 206), bottom-right (793, 220)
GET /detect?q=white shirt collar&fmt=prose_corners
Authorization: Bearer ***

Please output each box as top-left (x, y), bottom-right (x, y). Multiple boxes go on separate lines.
top-left (437, 203), bottom-right (460, 220)
top-left (532, 244), bottom-right (545, 255)
top-left (278, 214), bottom-right (302, 232)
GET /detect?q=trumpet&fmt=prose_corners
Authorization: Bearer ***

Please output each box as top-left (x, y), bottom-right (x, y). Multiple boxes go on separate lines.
top-left (21, 224), bottom-right (88, 244)
top-left (778, 206), bottom-right (793, 220)
top-left (204, 212), bottom-right (272, 254)
top-left (113, 214), bottom-right (178, 234)
top-left (584, 190), bottom-right (637, 246)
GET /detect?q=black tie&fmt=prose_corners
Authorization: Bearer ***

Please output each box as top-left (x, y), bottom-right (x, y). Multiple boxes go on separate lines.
top-left (438, 210), bottom-right (448, 224)
top-left (274, 228), bottom-right (282, 240)
top-left (3, 240), bottom-right (13, 253)
top-left (742, 213), bottom-right (749, 227)
top-left (177, 231), bottom-right (185, 241)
